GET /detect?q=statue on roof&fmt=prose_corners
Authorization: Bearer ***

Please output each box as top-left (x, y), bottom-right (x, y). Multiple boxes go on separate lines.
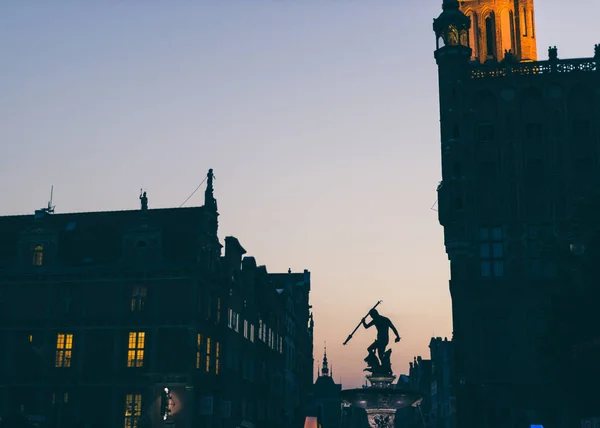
top-left (140, 189), bottom-right (148, 211)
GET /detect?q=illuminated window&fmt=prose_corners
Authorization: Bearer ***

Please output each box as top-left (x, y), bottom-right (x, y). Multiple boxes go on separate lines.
top-left (205, 337), bottom-right (212, 372)
top-left (258, 320), bottom-right (263, 341)
top-left (234, 313), bottom-right (239, 332)
top-left (130, 285), bottom-right (146, 312)
top-left (479, 227), bottom-right (504, 277)
top-left (244, 319), bottom-right (249, 339)
top-left (124, 394), bottom-right (142, 428)
top-left (29, 335), bottom-right (33, 343)
top-left (32, 245), bottom-right (43, 266)
top-left (55, 333), bottom-right (73, 368)
top-left (215, 342), bottom-right (221, 375)
top-left (228, 309), bottom-right (233, 329)
top-left (250, 324), bottom-right (255, 342)
top-left (127, 332), bottom-right (145, 367)
top-left (196, 334), bottom-right (202, 369)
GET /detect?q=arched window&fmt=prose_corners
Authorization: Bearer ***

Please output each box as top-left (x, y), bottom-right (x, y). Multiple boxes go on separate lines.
top-left (32, 245), bottom-right (43, 266)
top-left (447, 25), bottom-right (459, 46)
top-left (485, 16), bottom-right (496, 58)
top-left (460, 30), bottom-right (468, 47)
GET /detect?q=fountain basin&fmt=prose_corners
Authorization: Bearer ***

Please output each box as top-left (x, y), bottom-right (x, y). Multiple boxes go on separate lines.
top-left (341, 387), bottom-right (423, 410)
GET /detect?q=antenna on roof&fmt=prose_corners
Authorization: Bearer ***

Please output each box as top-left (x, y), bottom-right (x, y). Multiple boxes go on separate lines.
top-left (42, 185), bottom-right (55, 214)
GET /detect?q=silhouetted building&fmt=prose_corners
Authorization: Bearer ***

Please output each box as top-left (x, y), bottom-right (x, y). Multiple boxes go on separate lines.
top-left (407, 357), bottom-right (432, 428)
top-left (312, 347), bottom-right (341, 428)
top-left (270, 270), bottom-right (314, 428)
top-left (429, 338), bottom-right (455, 428)
top-left (434, 0), bottom-right (600, 426)
top-left (0, 170), bottom-right (314, 428)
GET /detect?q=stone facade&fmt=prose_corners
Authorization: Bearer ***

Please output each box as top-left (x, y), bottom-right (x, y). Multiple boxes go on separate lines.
top-left (434, 0), bottom-right (600, 426)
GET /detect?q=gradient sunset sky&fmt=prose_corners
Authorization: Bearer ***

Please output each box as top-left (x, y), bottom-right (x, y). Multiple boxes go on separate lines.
top-left (1, 0), bottom-right (598, 388)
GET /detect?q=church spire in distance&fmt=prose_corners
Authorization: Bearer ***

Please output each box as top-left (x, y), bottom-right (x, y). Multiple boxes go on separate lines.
top-left (321, 342), bottom-right (330, 377)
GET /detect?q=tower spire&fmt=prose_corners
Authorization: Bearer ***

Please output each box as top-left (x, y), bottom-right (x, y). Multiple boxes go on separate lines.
top-left (204, 168), bottom-right (218, 212)
top-left (321, 342), bottom-right (329, 377)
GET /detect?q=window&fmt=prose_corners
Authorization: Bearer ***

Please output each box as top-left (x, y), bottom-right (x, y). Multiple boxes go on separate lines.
top-left (258, 320), bottom-right (263, 341)
top-left (127, 332), bottom-right (145, 367)
top-left (228, 309), bottom-right (240, 331)
top-left (32, 245), bottom-right (43, 266)
top-left (479, 227), bottom-right (504, 277)
top-left (244, 319), bottom-right (249, 339)
top-left (527, 225), bottom-right (556, 277)
top-left (55, 333), bottom-right (73, 368)
top-left (196, 334), bottom-right (202, 369)
top-left (523, 8), bottom-right (528, 36)
top-left (205, 337), bottom-right (212, 372)
top-left (124, 394), bottom-right (142, 428)
top-left (215, 342), bottom-right (221, 375)
top-left (130, 285), bottom-right (146, 312)
top-left (477, 123), bottom-right (494, 143)
top-left (485, 16), bottom-right (495, 57)
top-left (250, 324), bottom-right (255, 342)
top-left (216, 298), bottom-right (221, 323)
top-left (51, 392), bottom-right (69, 405)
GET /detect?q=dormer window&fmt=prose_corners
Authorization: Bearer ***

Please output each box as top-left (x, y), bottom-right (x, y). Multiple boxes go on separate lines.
top-left (32, 245), bottom-right (44, 266)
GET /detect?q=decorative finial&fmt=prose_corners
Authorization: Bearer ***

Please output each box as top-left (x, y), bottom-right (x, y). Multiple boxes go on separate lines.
top-left (548, 46), bottom-right (558, 61)
top-left (595, 44), bottom-right (600, 59)
top-left (288, 268), bottom-right (292, 274)
top-left (139, 189), bottom-right (148, 211)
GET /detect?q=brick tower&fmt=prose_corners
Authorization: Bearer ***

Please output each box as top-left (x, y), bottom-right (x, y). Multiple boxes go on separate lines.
top-left (459, 0), bottom-right (537, 62)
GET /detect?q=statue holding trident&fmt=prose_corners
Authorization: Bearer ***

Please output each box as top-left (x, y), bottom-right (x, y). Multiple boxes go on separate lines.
top-left (343, 301), bottom-right (401, 377)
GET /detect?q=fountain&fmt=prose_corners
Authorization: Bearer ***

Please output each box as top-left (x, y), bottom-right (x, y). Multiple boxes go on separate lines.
top-left (341, 302), bottom-right (423, 428)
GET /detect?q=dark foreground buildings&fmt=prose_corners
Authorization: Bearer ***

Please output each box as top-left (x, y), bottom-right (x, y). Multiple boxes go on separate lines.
top-left (0, 170), bottom-right (314, 428)
top-left (434, 0), bottom-right (600, 426)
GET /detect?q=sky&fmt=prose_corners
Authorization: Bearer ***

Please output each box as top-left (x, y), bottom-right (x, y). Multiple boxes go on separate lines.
top-left (1, 0), bottom-right (598, 389)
